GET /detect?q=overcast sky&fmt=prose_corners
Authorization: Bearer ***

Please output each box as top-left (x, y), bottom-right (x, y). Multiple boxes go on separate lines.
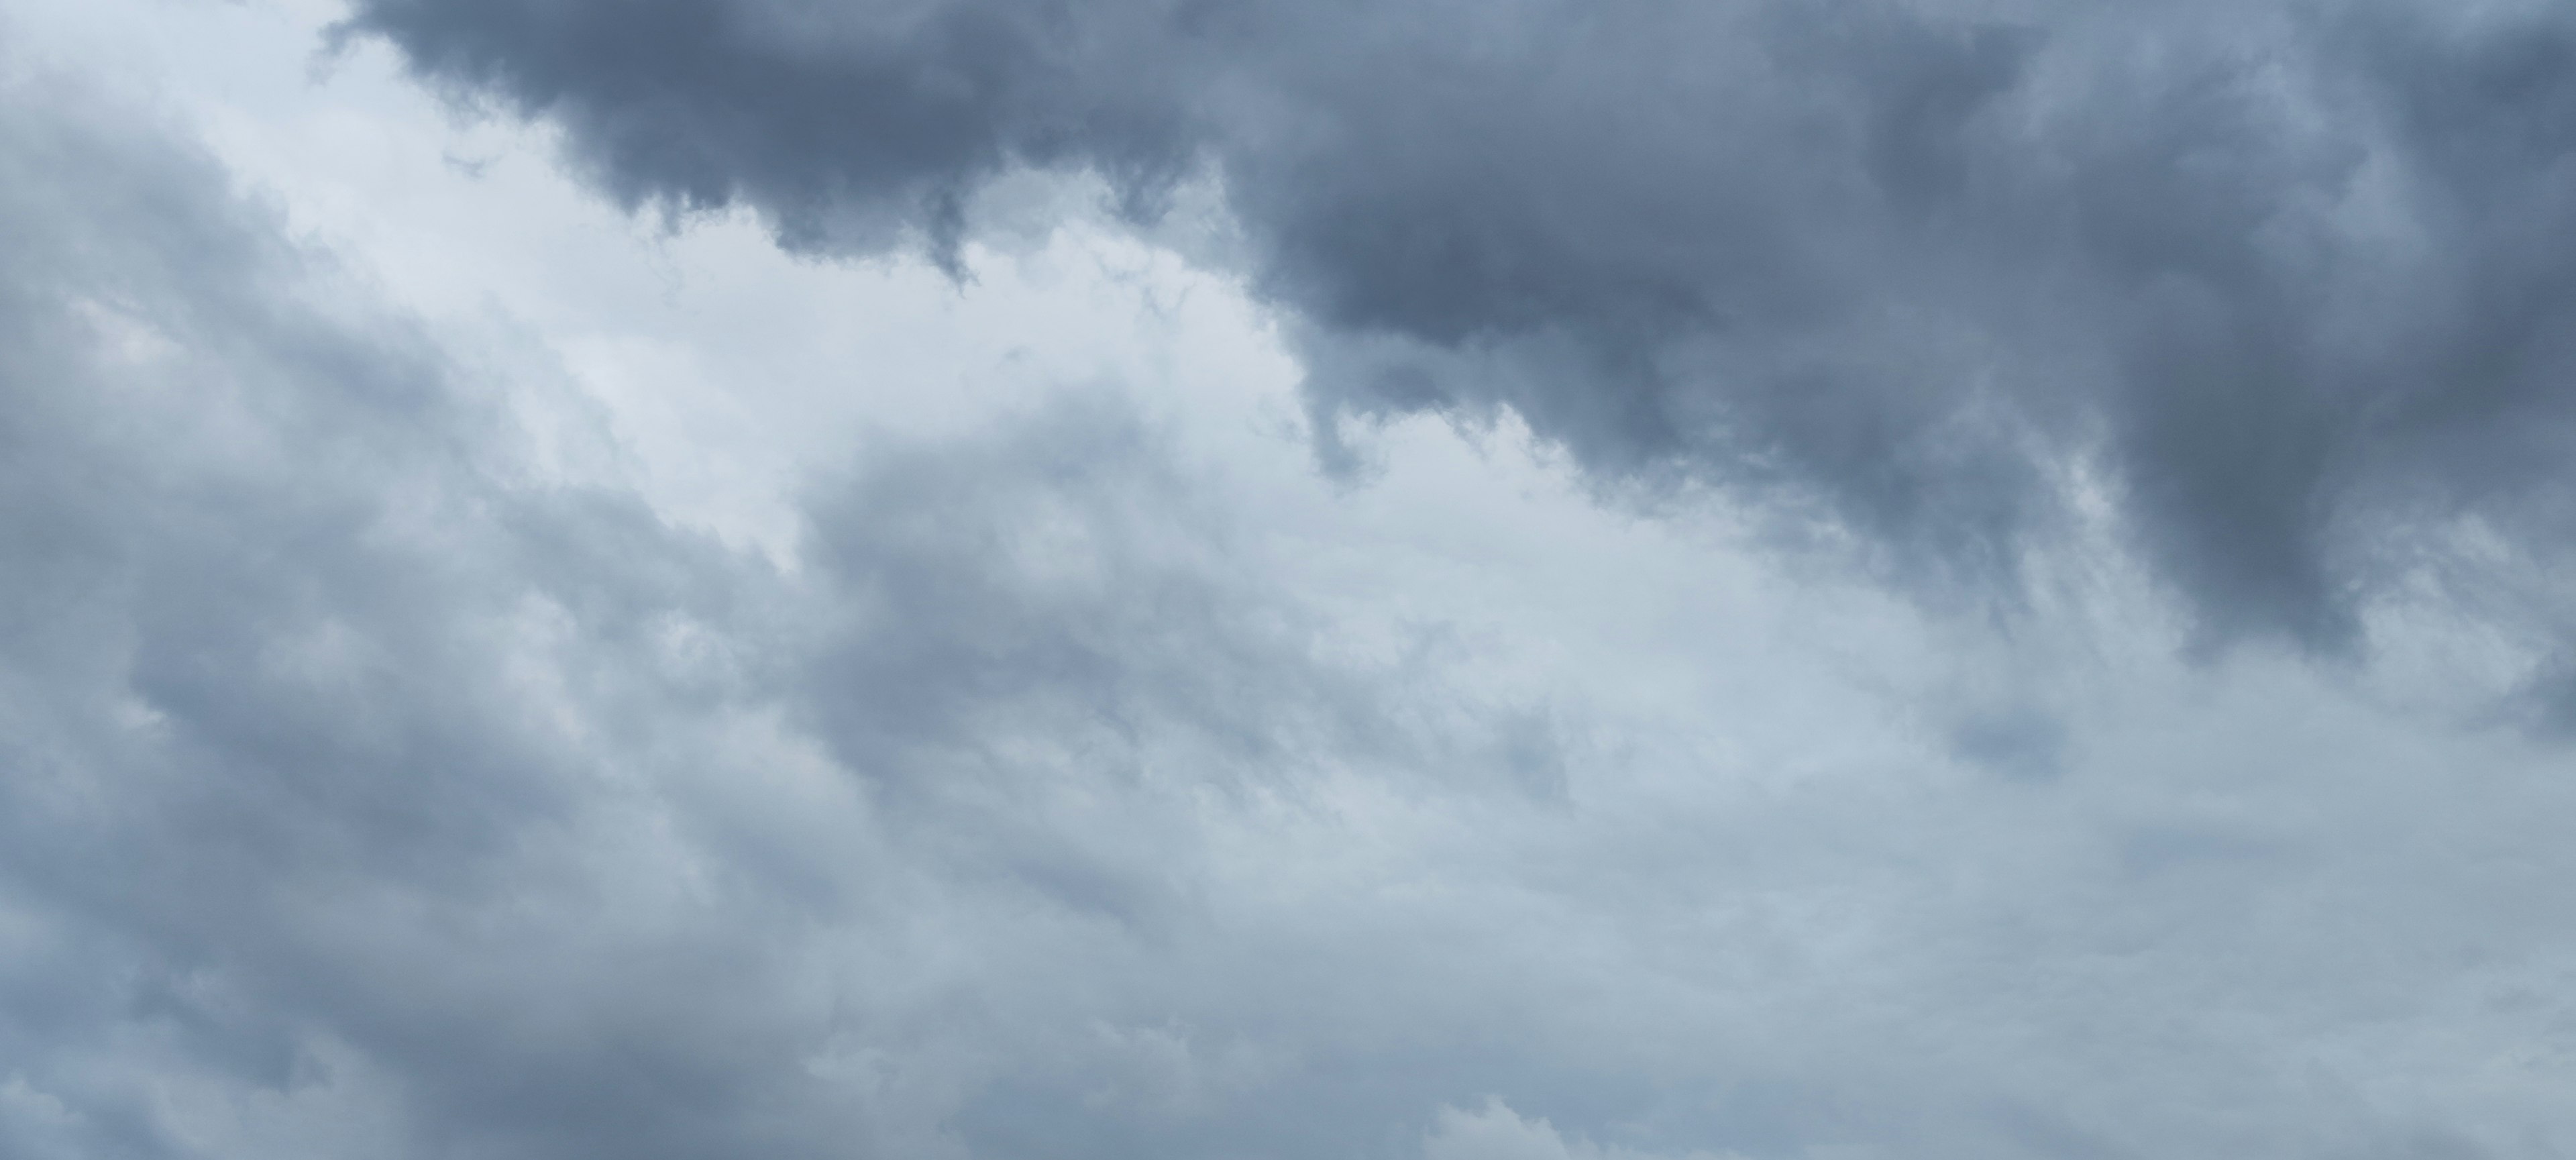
top-left (4, 1), bottom-right (2576, 1158)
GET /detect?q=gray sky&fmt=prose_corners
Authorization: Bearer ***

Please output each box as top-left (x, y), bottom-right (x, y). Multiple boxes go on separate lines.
top-left (3, 2), bottom-right (2574, 1159)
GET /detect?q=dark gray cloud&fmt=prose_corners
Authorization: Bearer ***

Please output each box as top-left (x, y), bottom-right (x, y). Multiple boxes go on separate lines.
top-left (14, 12), bottom-right (2576, 1160)
top-left (339, 0), bottom-right (2576, 649)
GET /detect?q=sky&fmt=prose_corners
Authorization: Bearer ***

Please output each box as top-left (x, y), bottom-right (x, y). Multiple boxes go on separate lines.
top-left (2, 1), bottom-right (2575, 1158)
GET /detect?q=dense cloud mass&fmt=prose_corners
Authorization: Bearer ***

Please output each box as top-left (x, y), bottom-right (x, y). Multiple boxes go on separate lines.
top-left (8, 3), bottom-right (2576, 1159)
top-left (341, 0), bottom-right (2576, 649)
top-left (0, 71), bottom-right (1493, 1158)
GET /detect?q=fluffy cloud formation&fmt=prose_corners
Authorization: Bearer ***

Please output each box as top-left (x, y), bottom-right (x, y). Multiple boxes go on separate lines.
top-left (339, 0), bottom-right (2576, 651)
top-left (7, 4), bottom-right (2576, 1160)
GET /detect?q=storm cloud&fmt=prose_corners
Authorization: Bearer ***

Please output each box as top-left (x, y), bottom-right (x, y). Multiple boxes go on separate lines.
top-left (9, 3), bottom-right (2576, 1159)
top-left (339, 0), bottom-right (2576, 649)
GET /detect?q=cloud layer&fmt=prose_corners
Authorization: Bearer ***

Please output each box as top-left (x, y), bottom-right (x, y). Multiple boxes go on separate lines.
top-left (340, 0), bottom-right (2576, 649)
top-left (5, 3), bottom-right (2576, 1159)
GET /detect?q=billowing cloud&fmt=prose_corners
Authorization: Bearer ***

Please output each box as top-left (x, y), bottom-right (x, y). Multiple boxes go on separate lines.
top-left (338, 0), bottom-right (2576, 650)
top-left (0, 54), bottom-right (1615, 1159)
top-left (7, 4), bottom-right (2576, 1160)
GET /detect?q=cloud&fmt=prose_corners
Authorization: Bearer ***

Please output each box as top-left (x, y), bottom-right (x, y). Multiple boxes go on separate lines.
top-left (1425, 1100), bottom-right (1745, 1160)
top-left (336, 0), bottom-right (2576, 652)
top-left (9, 9), bottom-right (2576, 1160)
top-left (0, 55), bottom-right (1572, 1159)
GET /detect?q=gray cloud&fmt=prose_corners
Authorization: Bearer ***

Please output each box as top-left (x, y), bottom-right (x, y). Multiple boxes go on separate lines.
top-left (0, 64), bottom-right (1570, 1159)
top-left (339, 0), bottom-right (2576, 650)
top-left (13, 13), bottom-right (2576, 1160)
